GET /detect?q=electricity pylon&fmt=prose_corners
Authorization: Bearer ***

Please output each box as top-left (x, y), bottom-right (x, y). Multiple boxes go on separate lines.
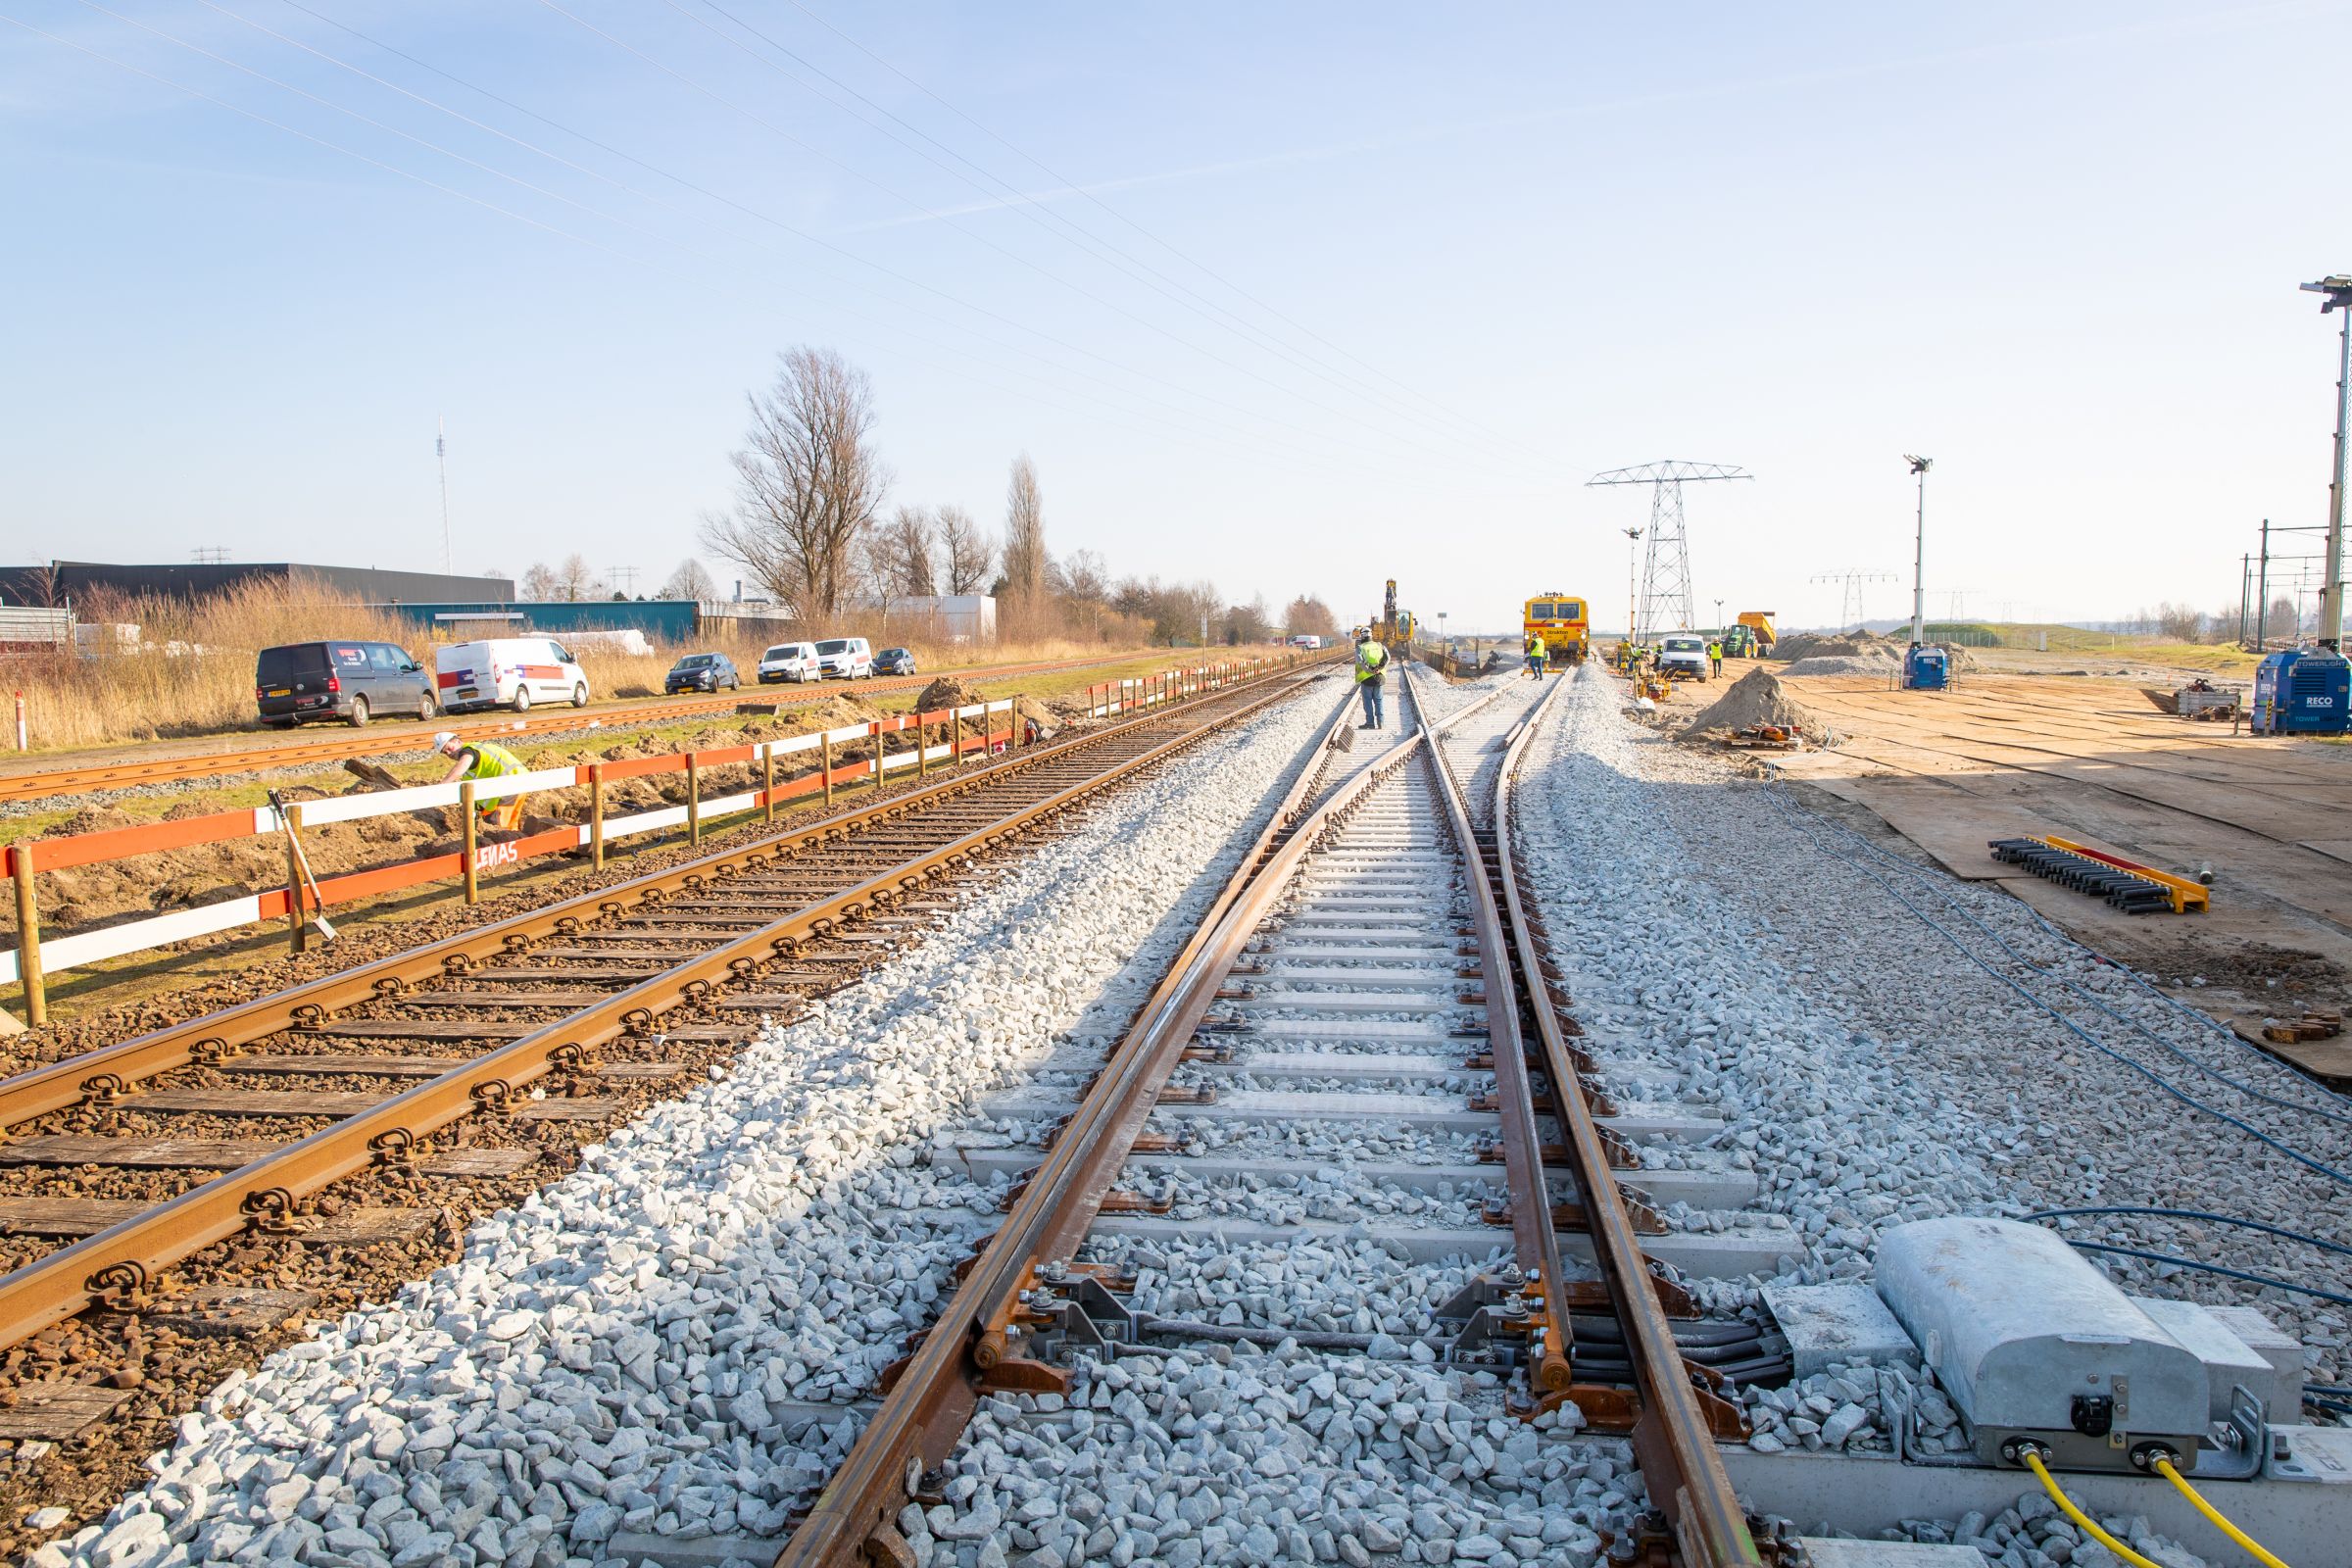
top-left (1812, 568), bottom-right (1897, 633)
top-left (1587, 462), bottom-right (1750, 641)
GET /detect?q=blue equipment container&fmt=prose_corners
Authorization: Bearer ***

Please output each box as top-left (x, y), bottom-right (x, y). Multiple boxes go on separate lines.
top-left (2251, 648), bottom-right (2351, 735)
top-left (1903, 644), bottom-right (1950, 691)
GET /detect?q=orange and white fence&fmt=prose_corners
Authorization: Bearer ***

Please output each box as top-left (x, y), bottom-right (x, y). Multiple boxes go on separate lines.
top-left (3, 699), bottom-right (1022, 1023)
top-left (1083, 655), bottom-right (1298, 719)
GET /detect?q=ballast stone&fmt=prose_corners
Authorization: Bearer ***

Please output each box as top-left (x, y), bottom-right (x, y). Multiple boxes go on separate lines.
top-left (38, 687), bottom-right (1340, 1568)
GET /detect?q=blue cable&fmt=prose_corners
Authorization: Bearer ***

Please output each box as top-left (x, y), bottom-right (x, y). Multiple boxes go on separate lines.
top-left (1769, 781), bottom-right (2352, 1127)
top-left (2058, 1241), bottom-right (2352, 1308)
top-left (1760, 784), bottom-right (2352, 1191)
top-left (2027, 1205), bottom-right (2352, 1260)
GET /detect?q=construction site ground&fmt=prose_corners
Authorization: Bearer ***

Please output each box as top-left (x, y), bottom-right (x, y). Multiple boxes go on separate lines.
top-left (1634, 656), bottom-right (2352, 1086)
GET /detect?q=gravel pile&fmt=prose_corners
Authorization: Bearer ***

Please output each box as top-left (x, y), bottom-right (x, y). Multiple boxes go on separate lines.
top-left (36, 687), bottom-right (1341, 1568)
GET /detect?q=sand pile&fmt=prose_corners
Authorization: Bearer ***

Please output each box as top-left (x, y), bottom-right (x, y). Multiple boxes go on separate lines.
top-left (1679, 667), bottom-right (1827, 742)
top-left (1775, 628), bottom-right (1978, 677)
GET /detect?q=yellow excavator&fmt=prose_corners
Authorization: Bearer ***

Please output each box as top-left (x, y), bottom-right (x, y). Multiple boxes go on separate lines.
top-left (1376, 580), bottom-right (1417, 659)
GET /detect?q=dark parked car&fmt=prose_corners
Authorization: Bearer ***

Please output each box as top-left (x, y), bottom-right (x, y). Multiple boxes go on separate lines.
top-left (664, 652), bottom-right (740, 694)
top-left (256, 640), bottom-right (434, 728)
top-left (874, 647), bottom-right (917, 676)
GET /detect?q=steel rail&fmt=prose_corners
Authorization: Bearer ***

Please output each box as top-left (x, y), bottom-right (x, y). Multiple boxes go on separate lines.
top-left (0, 668), bottom-right (1322, 1351)
top-left (1411, 672), bottom-right (1576, 1403)
top-left (779, 675), bottom-right (1515, 1568)
top-left (0, 652), bottom-right (1212, 804)
top-left (0, 665), bottom-right (1313, 1134)
top-left (1486, 674), bottom-right (1763, 1568)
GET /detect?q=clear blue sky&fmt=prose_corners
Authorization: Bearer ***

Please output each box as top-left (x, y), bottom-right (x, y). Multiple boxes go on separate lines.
top-left (5, 0), bottom-right (2350, 634)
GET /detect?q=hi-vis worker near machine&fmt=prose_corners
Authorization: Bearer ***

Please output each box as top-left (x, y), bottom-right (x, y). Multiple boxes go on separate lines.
top-left (435, 732), bottom-right (529, 834)
top-left (1352, 627), bottom-right (1390, 729)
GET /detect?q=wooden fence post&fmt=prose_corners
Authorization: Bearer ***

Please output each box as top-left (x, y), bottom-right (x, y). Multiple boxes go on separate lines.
top-left (284, 804), bottom-right (307, 956)
top-left (761, 746), bottom-right (775, 824)
top-left (688, 755), bottom-right (702, 846)
top-left (821, 734), bottom-right (835, 808)
top-left (590, 764), bottom-right (607, 870)
top-left (11, 845), bottom-right (43, 1028)
top-left (1010, 696), bottom-right (1022, 752)
top-left (917, 717), bottom-right (929, 779)
top-left (462, 782), bottom-right (479, 906)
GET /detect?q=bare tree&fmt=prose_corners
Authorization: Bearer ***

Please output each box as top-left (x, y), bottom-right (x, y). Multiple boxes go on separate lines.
top-left (877, 506), bottom-right (939, 597)
top-left (660, 558), bottom-right (719, 602)
top-left (1058, 548), bottom-right (1110, 636)
top-left (551, 554), bottom-right (601, 602)
top-left (1223, 597), bottom-right (1272, 645)
top-left (1001, 454), bottom-right (1047, 608)
top-left (936, 506), bottom-right (994, 594)
top-left (701, 347), bottom-right (890, 618)
top-left (1283, 594), bottom-right (1339, 641)
top-left (521, 563), bottom-right (561, 601)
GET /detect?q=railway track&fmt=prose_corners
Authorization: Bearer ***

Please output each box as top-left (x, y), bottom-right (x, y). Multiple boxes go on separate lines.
top-left (0, 661), bottom-right (1321, 1405)
top-left (781, 670), bottom-right (1783, 1567)
top-left (0, 652), bottom-right (1176, 806)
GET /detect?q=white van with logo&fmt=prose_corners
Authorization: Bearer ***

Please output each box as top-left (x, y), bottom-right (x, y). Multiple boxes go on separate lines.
top-left (435, 637), bottom-right (590, 713)
top-left (813, 636), bottom-right (873, 680)
top-left (759, 642), bottom-right (818, 684)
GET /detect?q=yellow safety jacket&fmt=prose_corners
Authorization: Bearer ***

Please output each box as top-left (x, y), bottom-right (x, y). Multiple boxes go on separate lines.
top-left (461, 740), bottom-right (526, 783)
top-left (460, 740), bottom-right (527, 814)
top-left (1354, 641), bottom-right (1389, 683)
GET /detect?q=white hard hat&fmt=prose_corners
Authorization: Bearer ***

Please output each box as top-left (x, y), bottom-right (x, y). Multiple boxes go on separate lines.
top-left (432, 731), bottom-right (459, 750)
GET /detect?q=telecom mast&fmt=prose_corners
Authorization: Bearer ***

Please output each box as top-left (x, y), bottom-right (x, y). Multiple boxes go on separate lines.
top-left (1586, 462), bottom-right (1750, 641)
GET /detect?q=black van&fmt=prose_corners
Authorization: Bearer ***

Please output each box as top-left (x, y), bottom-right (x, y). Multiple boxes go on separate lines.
top-left (255, 640), bottom-right (436, 728)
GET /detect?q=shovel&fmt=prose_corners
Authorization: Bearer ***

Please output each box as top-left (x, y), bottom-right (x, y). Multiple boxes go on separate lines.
top-left (269, 789), bottom-right (338, 943)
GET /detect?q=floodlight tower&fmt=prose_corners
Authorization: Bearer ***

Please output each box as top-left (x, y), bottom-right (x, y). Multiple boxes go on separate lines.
top-left (2299, 275), bottom-right (2352, 651)
top-left (1588, 462), bottom-right (1750, 640)
top-left (1621, 527), bottom-right (1642, 640)
top-left (1905, 456), bottom-right (1933, 649)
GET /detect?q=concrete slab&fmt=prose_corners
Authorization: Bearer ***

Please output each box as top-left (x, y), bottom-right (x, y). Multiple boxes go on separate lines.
top-left (981, 1089), bottom-right (1725, 1143)
top-left (1256, 943), bottom-right (1454, 960)
top-left (937, 1147), bottom-right (1760, 1208)
top-left (1721, 1431), bottom-right (2352, 1568)
top-left (2135, 1296), bottom-right (2299, 1423)
top-left (1234, 992), bottom-right (1462, 1014)
top-left (1763, 1280), bottom-right (1920, 1377)
top-left (1793, 1544), bottom-right (1981, 1567)
top-left (1088, 1212), bottom-right (1788, 1278)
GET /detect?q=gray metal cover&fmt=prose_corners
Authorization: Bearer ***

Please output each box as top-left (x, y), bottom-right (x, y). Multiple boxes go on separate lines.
top-left (1877, 1218), bottom-right (2209, 1468)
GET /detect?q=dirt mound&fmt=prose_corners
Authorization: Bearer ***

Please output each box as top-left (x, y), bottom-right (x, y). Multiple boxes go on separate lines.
top-left (913, 676), bottom-right (978, 712)
top-left (1774, 630), bottom-right (1980, 672)
top-left (1783, 654), bottom-right (1896, 677)
top-left (1679, 668), bottom-right (1828, 742)
top-left (1772, 629), bottom-right (1897, 662)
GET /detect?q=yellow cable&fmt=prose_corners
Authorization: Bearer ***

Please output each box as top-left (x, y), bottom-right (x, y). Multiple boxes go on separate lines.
top-left (2019, 1450), bottom-right (2166, 1568)
top-left (2153, 1454), bottom-right (2294, 1568)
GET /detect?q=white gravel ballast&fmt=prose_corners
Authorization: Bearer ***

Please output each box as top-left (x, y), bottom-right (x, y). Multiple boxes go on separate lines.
top-left (44, 681), bottom-right (1348, 1568)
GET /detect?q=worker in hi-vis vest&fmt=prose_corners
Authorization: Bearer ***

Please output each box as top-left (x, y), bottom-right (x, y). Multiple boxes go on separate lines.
top-left (436, 731), bottom-right (529, 833)
top-left (1353, 630), bottom-right (1390, 730)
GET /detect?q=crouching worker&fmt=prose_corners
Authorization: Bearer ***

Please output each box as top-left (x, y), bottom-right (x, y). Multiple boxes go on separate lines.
top-left (435, 731), bottom-right (528, 833)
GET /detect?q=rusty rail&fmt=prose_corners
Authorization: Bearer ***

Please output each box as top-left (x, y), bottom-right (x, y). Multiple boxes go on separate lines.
top-left (778, 676), bottom-right (1514, 1568)
top-left (1477, 671), bottom-right (1764, 1568)
top-left (1416, 674), bottom-right (1576, 1405)
top-left (0, 661), bottom-right (1323, 1351)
